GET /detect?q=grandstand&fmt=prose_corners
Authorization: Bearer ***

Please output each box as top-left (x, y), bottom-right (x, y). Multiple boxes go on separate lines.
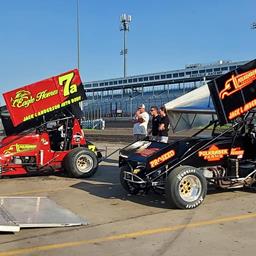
top-left (83, 60), bottom-right (248, 120)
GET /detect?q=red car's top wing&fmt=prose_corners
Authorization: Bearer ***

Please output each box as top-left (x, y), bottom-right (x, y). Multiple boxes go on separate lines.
top-left (208, 59), bottom-right (256, 125)
top-left (3, 69), bottom-right (85, 127)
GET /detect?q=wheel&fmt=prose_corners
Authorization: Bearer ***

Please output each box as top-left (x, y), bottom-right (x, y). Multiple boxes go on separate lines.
top-left (120, 165), bottom-right (141, 195)
top-left (165, 166), bottom-right (207, 209)
top-left (64, 147), bottom-right (98, 178)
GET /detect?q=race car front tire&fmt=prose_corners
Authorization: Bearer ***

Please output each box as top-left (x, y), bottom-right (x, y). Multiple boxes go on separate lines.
top-left (165, 166), bottom-right (207, 209)
top-left (64, 147), bottom-right (98, 178)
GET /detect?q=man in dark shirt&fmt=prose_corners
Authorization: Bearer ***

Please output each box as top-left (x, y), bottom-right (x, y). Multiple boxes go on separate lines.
top-left (159, 106), bottom-right (170, 143)
top-left (149, 106), bottom-right (161, 141)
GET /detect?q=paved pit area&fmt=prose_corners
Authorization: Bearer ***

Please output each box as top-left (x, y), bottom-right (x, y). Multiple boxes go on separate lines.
top-left (0, 142), bottom-right (256, 256)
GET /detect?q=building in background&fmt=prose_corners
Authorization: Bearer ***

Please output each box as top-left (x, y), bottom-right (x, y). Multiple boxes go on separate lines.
top-left (83, 60), bottom-right (247, 120)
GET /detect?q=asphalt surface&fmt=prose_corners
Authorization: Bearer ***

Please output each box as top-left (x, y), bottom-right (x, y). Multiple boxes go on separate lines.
top-left (0, 142), bottom-right (255, 256)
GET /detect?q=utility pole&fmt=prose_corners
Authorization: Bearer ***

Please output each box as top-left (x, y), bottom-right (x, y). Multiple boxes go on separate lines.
top-left (120, 14), bottom-right (132, 78)
top-left (76, 0), bottom-right (84, 114)
top-left (76, 0), bottom-right (80, 71)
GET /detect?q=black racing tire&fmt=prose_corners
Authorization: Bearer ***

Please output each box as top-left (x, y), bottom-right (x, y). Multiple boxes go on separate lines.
top-left (120, 165), bottom-right (141, 195)
top-left (64, 147), bottom-right (98, 178)
top-left (165, 166), bottom-right (207, 209)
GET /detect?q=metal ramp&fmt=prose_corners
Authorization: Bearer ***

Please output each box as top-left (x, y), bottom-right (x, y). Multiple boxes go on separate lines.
top-left (0, 206), bottom-right (20, 232)
top-left (0, 197), bottom-right (87, 233)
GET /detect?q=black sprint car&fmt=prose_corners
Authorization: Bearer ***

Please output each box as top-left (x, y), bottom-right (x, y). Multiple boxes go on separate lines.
top-left (119, 59), bottom-right (256, 209)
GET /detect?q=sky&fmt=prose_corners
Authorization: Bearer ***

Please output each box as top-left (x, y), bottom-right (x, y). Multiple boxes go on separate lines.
top-left (0, 0), bottom-right (256, 101)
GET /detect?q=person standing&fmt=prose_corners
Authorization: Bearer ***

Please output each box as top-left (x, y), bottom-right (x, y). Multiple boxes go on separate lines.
top-left (149, 106), bottom-right (161, 141)
top-left (133, 104), bottom-right (149, 140)
top-left (158, 106), bottom-right (170, 143)
top-left (133, 108), bottom-right (141, 140)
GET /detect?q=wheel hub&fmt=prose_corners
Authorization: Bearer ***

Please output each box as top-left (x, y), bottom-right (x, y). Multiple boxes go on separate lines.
top-left (178, 175), bottom-right (202, 202)
top-left (76, 155), bottom-right (93, 173)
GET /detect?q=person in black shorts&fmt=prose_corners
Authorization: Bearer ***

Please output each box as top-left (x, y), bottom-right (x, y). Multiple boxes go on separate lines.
top-left (158, 106), bottom-right (170, 143)
top-left (149, 106), bottom-right (161, 141)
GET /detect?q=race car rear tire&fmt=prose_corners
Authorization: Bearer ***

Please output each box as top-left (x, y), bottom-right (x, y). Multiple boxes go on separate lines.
top-left (64, 147), bottom-right (98, 178)
top-left (120, 165), bottom-right (141, 195)
top-left (165, 166), bottom-right (207, 209)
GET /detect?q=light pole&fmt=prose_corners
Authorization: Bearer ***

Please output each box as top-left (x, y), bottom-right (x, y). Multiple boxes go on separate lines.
top-left (76, 0), bottom-right (84, 114)
top-left (251, 22), bottom-right (256, 30)
top-left (120, 14), bottom-right (132, 78)
top-left (76, 0), bottom-right (80, 70)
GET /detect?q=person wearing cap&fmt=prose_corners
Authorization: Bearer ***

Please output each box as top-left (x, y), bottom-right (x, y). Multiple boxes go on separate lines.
top-left (133, 104), bottom-right (149, 140)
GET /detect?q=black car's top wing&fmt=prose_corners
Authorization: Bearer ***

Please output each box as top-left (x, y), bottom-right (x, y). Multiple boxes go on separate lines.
top-left (208, 59), bottom-right (256, 125)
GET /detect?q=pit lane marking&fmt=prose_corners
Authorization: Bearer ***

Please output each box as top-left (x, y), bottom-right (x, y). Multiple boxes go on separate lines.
top-left (0, 212), bottom-right (256, 256)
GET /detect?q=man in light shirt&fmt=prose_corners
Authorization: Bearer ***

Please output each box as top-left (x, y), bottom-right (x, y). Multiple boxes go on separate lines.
top-left (133, 104), bottom-right (149, 141)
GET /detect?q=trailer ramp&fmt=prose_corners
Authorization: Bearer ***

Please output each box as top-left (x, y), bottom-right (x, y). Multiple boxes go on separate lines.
top-left (0, 197), bottom-right (87, 233)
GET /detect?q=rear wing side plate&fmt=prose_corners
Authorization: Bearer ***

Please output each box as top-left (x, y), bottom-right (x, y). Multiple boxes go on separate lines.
top-left (208, 59), bottom-right (256, 125)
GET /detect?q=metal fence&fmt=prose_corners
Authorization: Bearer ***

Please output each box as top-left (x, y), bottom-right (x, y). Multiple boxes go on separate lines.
top-left (81, 119), bottom-right (105, 130)
top-left (83, 88), bottom-right (195, 120)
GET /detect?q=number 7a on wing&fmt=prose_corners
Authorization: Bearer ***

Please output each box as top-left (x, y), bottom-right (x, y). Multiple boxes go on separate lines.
top-left (3, 69), bottom-right (86, 127)
top-left (54, 69), bottom-right (85, 100)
